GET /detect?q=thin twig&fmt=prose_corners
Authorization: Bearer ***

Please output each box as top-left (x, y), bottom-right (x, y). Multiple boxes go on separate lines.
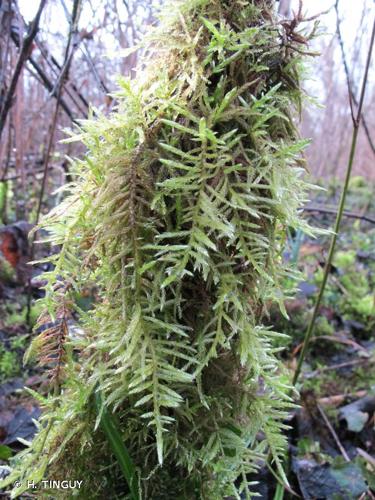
top-left (304, 357), bottom-right (375, 378)
top-left (293, 16), bottom-right (375, 386)
top-left (318, 391), bottom-right (367, 407)
top-left (34, 0), bottom-right (82, 226)
top-left (9, 1), bottom-right (78, 120)
top-left (1, 166), bottom-right (55, 182)
top-left (303, 205), bottom-right (375, 225)
top-left (317, 403), bottom-right (350, 462)
top-left (60, 0), bottom-right (110, 95)
top-left (26, 0), bottom-right (82, 327)
top-left (0, 0), bottom-right (47, 140)
top-left (35, 39), bottom-right (89, 115)
top-left (265, 461), bottom-right (300, 497)
top-left (335, 0), bottom-right (375, 156)
top-left (9, 29), bottom-right (76, 122)
top-left (357, 448), bottom-right (375, 469)
top-left (27, 56), bottom-right (76, 122)
top-left (11, 0), bottom-right (88, 115)
top-left (293, 335), bottom-right (368, 356)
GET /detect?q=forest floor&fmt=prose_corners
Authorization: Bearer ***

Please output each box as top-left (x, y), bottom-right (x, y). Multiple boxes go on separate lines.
top-left (0, 178), bottom-right (374, 499)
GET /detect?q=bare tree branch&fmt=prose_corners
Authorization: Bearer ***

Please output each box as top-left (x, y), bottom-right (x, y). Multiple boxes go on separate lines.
top-left (0, 0), bottom-right (47, 139)
top-left (60, 0), bottom-right (109, 95)
top-left (303, 205), bottom-right (375, 225)
top-left (27, 56), bottom-right (76, 121)
top-left (27, 0), bottom-right (83, 326)
top-left (35, 39), bottom-right (89, 114)
top-left (35, 0), bottom-right (82, 226)
top-left (9, 24), bottom-right (76, 122)
top-left (335, 0), bottom-right (375, 155)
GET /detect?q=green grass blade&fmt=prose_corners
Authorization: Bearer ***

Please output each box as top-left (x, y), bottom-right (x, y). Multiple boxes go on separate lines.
top-left (95, 392), bottom-right (140, 500)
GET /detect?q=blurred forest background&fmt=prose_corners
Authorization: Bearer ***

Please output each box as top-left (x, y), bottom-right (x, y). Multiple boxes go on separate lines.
top-left (0, 0), bottom-right (374, 497)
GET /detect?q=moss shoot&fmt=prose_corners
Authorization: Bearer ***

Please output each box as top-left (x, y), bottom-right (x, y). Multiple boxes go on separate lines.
top-left (2, 0), bottom-right (319, 498)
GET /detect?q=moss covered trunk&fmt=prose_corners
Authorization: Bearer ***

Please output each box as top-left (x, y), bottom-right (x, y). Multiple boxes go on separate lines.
top-left (3, 0), bottom-right (317, 498)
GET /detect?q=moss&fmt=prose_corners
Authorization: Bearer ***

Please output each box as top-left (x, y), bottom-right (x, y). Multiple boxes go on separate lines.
top-left (29, 301), bottom-right (45, 327)
top-left (333, 250), bottom-right (356, 270)
top-left (3, 302), bottom-right (42, 329)
top-left (0, 257), bottom-right (16, 283)
top-left (3, 1), bottom-right (319, 497)
top-left (349, 294), bottom-right (374, 317)
top-left (315, 316), bottom-right (334, 337)
top-left (10, 334), bottom-right (28, 350)
top-left (0, 182), bottom-right (7, 223)
top-left (0, 345), bottom-right (21, 382)
top-left (309, 230), bottom-right (374, 334)
top-left (349, 176), bottom-right (367, 190)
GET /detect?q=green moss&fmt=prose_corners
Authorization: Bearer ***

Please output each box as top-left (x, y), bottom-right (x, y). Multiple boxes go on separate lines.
top-left (348, 176), bottom-right (367, 190)
top-left (0, 182), bottom-right (7, 223)
top-left (350, 294), bottom-right (374, 317)
top-left (29, 301), bottom-right (45, 327)
top-left (315, 316), bottom-right (334, 336)
top-left (10, 334), bottom-right (28, 351)
top-left (4, 302), bottom-right (43, 329)
top-left (309, 230), bottom-right (374, 333)
top-left (3, 1), bottom-right (319, 497)
top-left (0, 258), bottom-right (16, 282)
top-left (333, 250), bottom-right (356, 269)
top-left (0, 345), bottom-right (21, 381)
top-left (4, 310), bottom-right (25, 328)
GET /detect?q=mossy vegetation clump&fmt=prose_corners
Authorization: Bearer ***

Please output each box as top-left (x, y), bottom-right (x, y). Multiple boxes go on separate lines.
top-left (2, 0), bottom-right (319, 497)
